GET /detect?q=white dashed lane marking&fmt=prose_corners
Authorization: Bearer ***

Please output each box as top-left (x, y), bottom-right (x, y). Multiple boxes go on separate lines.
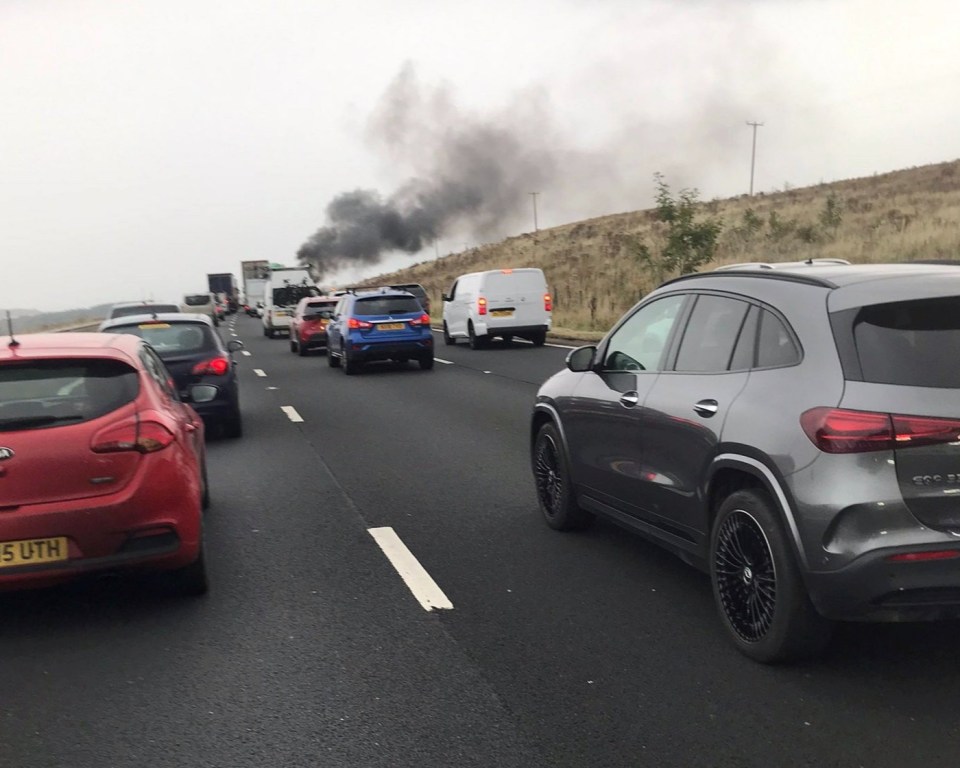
top-left (281, 406), bottom-right (304, 423)
top-left (253, 369), bottom-right (266, 377)
top-left (242, 350), bottom-right (251, 356)
top-left (434, 358), bottom-right (454, 365)
top-left (368, 527), bottom-right (453, 612)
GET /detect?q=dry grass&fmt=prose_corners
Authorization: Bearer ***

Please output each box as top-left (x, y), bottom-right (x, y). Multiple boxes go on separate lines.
top-left (370, 159), bottom-right (960, 331)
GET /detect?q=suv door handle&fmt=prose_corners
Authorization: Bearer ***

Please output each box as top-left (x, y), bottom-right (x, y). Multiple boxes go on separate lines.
top-left (619, 391), bottom-right (640, 408)
top-left (693, 399), bottom-right (719, 417)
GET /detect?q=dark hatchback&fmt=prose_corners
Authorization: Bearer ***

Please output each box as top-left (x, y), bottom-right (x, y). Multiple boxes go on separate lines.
top-left (99, 313), bottom-right (244, 437)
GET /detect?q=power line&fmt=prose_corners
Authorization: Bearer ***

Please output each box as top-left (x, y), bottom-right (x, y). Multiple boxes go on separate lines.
top-left (747, 121), bottom-right (764, 196)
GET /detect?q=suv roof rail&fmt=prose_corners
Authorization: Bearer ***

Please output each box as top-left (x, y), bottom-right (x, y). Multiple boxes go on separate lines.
top-left (714, 258), bottom-right (851, 272)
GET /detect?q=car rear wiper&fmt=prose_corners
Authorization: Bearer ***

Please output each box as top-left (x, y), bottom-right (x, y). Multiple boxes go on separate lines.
top-left (0, 414), bottom-right (84, 430)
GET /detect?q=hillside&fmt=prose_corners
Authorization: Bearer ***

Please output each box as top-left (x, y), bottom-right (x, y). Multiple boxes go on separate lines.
top-left (367, 159), bottom-right (960, 334)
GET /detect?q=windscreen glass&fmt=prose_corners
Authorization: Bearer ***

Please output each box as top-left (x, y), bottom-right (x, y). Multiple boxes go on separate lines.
top-left (0, 359), bottom-right (139, 431)
top-left (101, 322), bottom-right (218, 356)
top-left (354, 297), bottom-right (422, 316)
top-left (853, 297), bottom-right (960, 387)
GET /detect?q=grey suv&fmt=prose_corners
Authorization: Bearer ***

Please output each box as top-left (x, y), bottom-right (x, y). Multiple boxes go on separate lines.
top-left (531, 260), bottom-right (960, 662)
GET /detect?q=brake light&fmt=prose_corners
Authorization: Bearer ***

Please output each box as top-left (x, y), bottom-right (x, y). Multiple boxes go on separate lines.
top-left (192, 357), bottom-right (230, 376)
top-left (478, 297), bottom-right (487, 316)
top-left (887, 550), bottom-right (960, 563)
top-left (800, 408), bottom-right (960, 454)
top-left (91, 416), bottom-right (176, 454)
top-left (501, 269), bottom-right (513, 274)
top-left (348, 317), bottom-right (373, 330)
top-left (409, 314), bottom-right (431, 326)
top-left (544, 293), bottom-right (552, 312)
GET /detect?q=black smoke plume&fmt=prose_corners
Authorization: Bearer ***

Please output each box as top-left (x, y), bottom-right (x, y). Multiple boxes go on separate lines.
top-left (297, 64), bottom-right (562, 279)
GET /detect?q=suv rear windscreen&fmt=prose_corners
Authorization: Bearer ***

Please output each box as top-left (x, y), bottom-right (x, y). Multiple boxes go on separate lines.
top-left (102, 321), bottom-right (218, 356)
top-left (849, 297), bottom-right (960, 387)
top-left (111, 304), bottom-right (180, 318)
top-left (184, 295), bottom-right (212, 306)
top-left (0, 359), bottom-right (139, 431)
top-left (304, 300), bottom-right (338, 318)
top-left (354, 296), bottom-right (422, 316)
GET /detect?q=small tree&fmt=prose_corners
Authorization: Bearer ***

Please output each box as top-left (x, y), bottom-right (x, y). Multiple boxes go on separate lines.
top-left (653, 173), bottom-right (722, 274)
top-left (819, 193), bottom-right (843, 237)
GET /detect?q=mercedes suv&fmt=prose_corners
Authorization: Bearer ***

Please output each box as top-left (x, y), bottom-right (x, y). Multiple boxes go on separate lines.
top-left (531, 260), bottom-right (960, 662)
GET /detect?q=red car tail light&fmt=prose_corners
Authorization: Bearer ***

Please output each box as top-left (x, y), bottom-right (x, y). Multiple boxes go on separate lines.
top-left (409, 314), bottom-right (431, 326)
top-left (887, 550), bottom-right (960, 563)
top-left (477, 297), bottom-right (487, 315)
top-left (91, 415), bottom-right (176, 454)
top-left (348, 318), bottom-right (373, 330)
top-left (800, 408), bottom-right (960, 454)
top-left (544, 293), bottom-right (552, 312)
top-left (192, 356), bottom-right (230, 376)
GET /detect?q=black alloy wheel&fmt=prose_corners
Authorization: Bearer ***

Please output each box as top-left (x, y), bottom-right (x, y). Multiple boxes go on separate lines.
top-left (713, 509), bottom-right (777, 643)
top-left (533, 422), bottom-right (593, 530)
top-left (710, 489), bottom-right (833, 663)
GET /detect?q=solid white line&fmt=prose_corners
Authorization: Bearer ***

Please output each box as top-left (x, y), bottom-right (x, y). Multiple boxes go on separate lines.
top-left (367, 527), bottom-right (453, 611)
top-left (281, 405), bottom-right (304, 423)
top-left (253, 369), bottom-right (266, 377)
top-left (434, 357), bottom-right (454, 365)
top-left (242, 350), bottom-right (251, 356)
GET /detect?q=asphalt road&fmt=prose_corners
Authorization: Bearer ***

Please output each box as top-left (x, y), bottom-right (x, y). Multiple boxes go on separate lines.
top-left (3, 314), bottom-right (960, 767)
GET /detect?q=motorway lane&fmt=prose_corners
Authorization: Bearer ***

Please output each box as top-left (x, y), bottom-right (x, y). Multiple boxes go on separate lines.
top-left (240, 315), bottom-right (960, 768)
top-left (0, 315), bottom-right (540, 768)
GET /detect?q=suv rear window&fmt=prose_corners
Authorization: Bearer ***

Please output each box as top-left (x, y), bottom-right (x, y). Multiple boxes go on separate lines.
top-left (183, 295), bottom-right (212, 306)
top-left (304, 300), bottom-right (338, 317)
top-left (0, 359), bottom-right (139, 431)
top-left (102, 321), bottom-right (218, 355)
top-left (354, 296), bottom-right (422, 315)
top-left (850, 297), bottom-right (960, 387)
top-left (110, 304), bottom-right (180, 318)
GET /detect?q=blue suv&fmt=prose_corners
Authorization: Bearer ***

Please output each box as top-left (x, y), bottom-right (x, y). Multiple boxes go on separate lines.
top-left (327, 289), bottom-right (434, 374)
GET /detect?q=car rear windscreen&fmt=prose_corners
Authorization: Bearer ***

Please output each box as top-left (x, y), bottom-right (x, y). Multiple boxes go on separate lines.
top-left (354, 297), bottom-right (422, 315)
top-left (111, 304), bottom-right (180, 318)
top-left (851, 297), bottom-right (960, 387)
top-left (102, 321), bottom-right (218, 356)
top-left (0, 359), bottom-right (139, 431)
top-left (184, 295), bottom-right (212, 306)
top-left (304, 300), bottom-right (338, 317)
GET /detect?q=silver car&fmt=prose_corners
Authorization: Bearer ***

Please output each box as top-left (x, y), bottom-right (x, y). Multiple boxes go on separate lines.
top-left (531, 260), bottom-right (960, 662)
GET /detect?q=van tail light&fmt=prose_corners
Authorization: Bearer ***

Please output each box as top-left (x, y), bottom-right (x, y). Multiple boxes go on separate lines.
top-left (348, 318), bottom-right (373, 330)
top-left (192, 356), bottom-right (230, 376)
top-left (544, 293), bottom-right (552, 312)
top-left (478, 297), bottom-right (487, 316)
top-left (800, 408), bottom-right (960, 454)
top-left (409, 314), bottom-right (431, 326)
top-left (91, 413), bottom-right (176, 454)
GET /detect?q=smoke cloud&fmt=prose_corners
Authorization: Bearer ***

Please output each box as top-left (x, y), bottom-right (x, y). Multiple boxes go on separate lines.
top-left (297, 64), bottom-right (565, 279)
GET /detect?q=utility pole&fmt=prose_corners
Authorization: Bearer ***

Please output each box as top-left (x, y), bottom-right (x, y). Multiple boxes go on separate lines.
top-left (746, 121), bottom-right (764, 196)
top-left (529, 192), bottom-right (540, 232)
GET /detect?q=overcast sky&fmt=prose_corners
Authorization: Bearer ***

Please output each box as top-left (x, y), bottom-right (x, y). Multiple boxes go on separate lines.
top-left (2, 0), bottom-right (958, 312)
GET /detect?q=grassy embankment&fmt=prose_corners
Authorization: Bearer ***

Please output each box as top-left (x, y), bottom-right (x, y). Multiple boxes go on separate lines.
top-left (369, 159), bottom-right (960, 339)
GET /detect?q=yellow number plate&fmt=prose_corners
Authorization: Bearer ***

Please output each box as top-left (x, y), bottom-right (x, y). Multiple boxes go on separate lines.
top-left (491, 310), bottom-right (514, 317)
top-left (0, 537), bottom-right (69, 569)
top-left (378, 323), bottom-right (405, 330)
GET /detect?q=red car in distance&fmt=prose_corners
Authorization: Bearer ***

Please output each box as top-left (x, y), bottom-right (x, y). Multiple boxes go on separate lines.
top-left (289, 296), bottom-right (338, 356)
top-left (0, 332), bottom-right (208, 594)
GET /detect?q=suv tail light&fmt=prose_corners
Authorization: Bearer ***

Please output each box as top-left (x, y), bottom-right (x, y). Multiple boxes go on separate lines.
top-left (544, 293), bottom-right (552, 312)
top-left (91, 414), bottom-right (176, 454)
top-left (477, 297), bottom-right (487, 316)
top-left (192, 357), bottom-right (230, 375)
top-left (800, 407), bottom-right (960, 454)
top-left (409, 314), bottom-right (430, 327)
top-left (348, 318), bottom-right (373, 330)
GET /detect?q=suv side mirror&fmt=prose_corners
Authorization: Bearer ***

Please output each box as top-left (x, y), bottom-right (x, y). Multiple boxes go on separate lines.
top-left (566, 345), bottom-right (596, 372)
top-left (441, 294), bottom-right (451, 302)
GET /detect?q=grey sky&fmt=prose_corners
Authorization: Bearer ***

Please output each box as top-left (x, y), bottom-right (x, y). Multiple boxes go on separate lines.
top-left (2, 0), bottom-right (958, 311)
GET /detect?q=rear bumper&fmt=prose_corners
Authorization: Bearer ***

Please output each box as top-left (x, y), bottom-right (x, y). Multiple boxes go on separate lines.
top-left (474, 323), bottom-right (549, 339)
top-left (300, 330), bottom-right (329, 349)
top-left (806, 546), bottom-right (960, 621)
top-left (349, 337), bottom-right (433, 362)
top-left (0, 469), bottom-right (201, 590)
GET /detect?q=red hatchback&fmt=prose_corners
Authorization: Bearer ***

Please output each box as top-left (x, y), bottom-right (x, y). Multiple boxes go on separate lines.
top-left (0, 333), bottom-right (208, 594)
top-left (289, 296), bottom-right (338, 356)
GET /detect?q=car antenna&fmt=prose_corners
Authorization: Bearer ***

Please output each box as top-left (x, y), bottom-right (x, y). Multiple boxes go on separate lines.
top-left (5, 310), bottom-right (20, 348)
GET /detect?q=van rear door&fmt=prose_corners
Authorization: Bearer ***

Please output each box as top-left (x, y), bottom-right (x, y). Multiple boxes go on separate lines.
top-left (482, 269), bottom-right (549, 327)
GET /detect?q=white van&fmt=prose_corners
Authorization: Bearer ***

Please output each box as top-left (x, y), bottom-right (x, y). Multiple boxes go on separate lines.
top-left (180, 293), bottom-right (219, 326)
top-left (441, 268), bottom-right (551, 348)
top-left (262, 267), bottom-right (319, 337)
